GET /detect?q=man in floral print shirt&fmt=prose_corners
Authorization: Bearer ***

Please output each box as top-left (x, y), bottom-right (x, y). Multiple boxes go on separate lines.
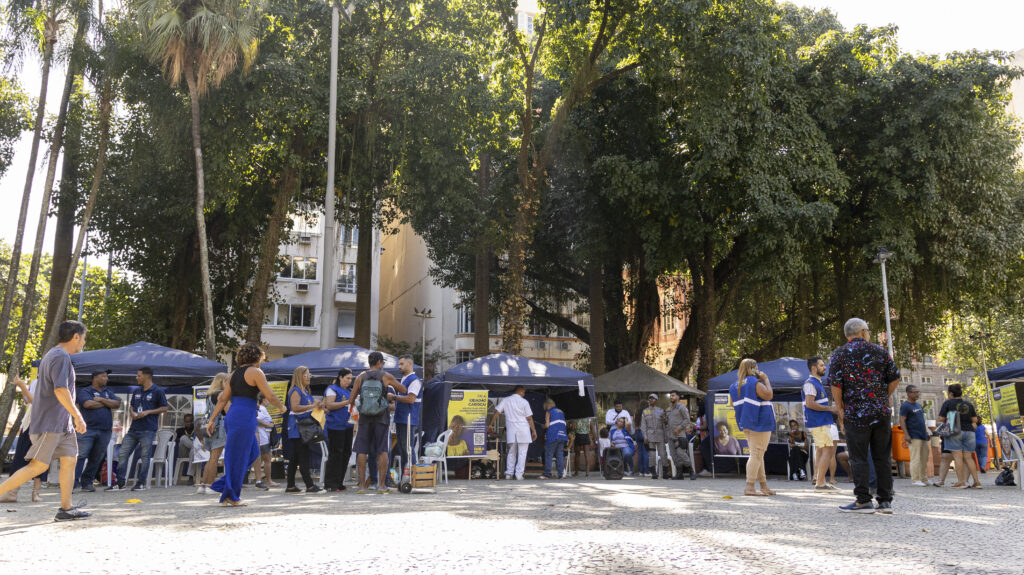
top-left (827, 318), bottom-right (901, 514)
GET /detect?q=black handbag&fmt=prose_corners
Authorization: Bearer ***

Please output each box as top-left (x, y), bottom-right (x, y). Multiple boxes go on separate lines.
top-left (297, 417), bottom-right (326, 445)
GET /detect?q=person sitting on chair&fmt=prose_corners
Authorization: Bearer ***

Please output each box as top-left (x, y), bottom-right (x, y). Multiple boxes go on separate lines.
top-left (609, 418), bottom-right (635, 476)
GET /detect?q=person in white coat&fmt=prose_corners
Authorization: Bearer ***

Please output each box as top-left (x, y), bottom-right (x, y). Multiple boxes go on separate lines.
top-left (488, 385), bottom-right (538, 480)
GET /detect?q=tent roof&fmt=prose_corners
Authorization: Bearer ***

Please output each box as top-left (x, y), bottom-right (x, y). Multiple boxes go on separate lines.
top-left (260, 345), bottom-right (409, 379)
top-left (989, 359), bottom-right (1024, 383)
top-left (708, 357), bottom-right (811, 391)
top-left (441, 353), bottom-right (593, 388)
top-left (594, 362), bottom-right (705, 396)
top-left (32, 341), bottom-right (227, 385)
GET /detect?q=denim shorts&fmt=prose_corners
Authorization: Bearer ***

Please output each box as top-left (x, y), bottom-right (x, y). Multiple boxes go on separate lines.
top-left (945, 430), bottom-right (976, 452)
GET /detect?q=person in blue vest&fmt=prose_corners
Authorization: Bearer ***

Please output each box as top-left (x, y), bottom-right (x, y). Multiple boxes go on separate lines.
top-left (285, 365), bottom-right (323, 493)
top-left (110, 367), bottom-right (168, 491)
top-left (729, 358), bottom-right (776, 496)
top-left (541, 398), bottom-right (569, 479)
top-left (75, 369), bottom-right (121, 491)
top-left (803, 356), bottom-right (839, 491)
top-left (393, 354), bottom-right (422, 474)
top-left (323, 368), bottom-right (354, 492)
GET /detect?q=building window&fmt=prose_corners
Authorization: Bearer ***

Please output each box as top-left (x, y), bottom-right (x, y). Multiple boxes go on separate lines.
top-left (337, 310), bottom-right (355, 339)
top-left (556, 325), bottom-right (574, 338)
top-left (341, 226), bottom-right (359, 247)
top-left (528, 317), bottom-right (551, 337)
top-left (920, 376), bottom-right (932, 385)
top-left (279, 255), bottom-right (318, 280)
top-left (489, 317), bottom-right (501, 335)
top-left (903, 375), bottom-right (912, 385)
top-left (944, 378), bottom-right (957, 386)
top-left (456, 350), bottom-right (473, 364)
top-left (271, 304), bottom-right (315, 328)
top-left (518, 13), bottom-right (534, 35)
top-left (336, 263), bottom-right (357, 294)
top-left (662, 288), bottom-right (676, 333)
top-left (457, 306), bottom-right (475, 335)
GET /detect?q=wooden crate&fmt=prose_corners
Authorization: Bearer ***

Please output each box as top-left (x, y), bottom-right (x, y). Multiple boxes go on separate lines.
top-left (411, 464), bottom-right (437, 488)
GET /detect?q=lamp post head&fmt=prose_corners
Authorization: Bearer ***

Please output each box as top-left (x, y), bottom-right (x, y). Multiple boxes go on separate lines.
top-left (873, 248), bottom-right (893, 265)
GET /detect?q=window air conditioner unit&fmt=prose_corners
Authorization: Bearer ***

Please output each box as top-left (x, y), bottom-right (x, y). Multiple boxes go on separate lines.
top-left (296, 283), bottom-right (310, 293)
top-left (559, 342), bottom-right (570, 351)
top-left (537, 341), bottom-right (547, 350)
top-left (298, 234), bottom-right (312, 244)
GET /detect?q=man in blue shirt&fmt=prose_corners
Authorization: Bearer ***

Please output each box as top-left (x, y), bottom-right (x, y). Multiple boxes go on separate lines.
top-left (898, 385), bottom-right (930, 486)
top-left (75, 369), bottom-right (121, 492)
top-left (107, 367), bottom-right (168, 491)
top-left (393, 354), bottom-right (422, 473)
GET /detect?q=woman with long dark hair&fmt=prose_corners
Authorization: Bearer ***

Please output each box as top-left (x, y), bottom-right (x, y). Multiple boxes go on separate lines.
top-left (206, 343), bottom-right (285, 506)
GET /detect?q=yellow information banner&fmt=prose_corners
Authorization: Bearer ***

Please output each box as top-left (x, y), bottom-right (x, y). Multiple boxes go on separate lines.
top-left (447, 390), bottom-right (488, 457)
top-left (713, 393), bottom-right (749, 455)
top-left (266, 380), bottom-right (289, 436)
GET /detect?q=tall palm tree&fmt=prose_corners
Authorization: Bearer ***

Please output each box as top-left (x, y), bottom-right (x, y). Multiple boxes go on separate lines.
top-left (135, 0), bottom-right (262, 359)
top-left (0, 0), bottom-right (63, 366)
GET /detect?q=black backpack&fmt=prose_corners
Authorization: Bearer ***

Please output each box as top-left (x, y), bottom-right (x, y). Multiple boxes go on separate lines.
top-left (602, 447), bottom-right (624, 480)
top-left (995, 467), bottom-right (1016, 486)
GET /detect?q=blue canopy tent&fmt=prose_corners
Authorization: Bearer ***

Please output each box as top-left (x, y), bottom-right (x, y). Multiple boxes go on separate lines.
top-left (261, 345), bottom-right (417, 384)
top-left (706, 357), bottom-right (816, 476)
top-left (989, 359), bottom-right (1024, 383)
top-left (32, 341), bottom-right (228, 393)
top-left (421, 354), bottom-right (597, 459)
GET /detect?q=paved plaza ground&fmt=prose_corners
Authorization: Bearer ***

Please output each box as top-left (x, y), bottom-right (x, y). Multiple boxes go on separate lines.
top-left (0, 475), bottom-right (1020, 574)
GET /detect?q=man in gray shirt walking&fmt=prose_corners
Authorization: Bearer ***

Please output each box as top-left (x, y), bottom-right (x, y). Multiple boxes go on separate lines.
top-left (0, 321), bottom-right (90, 521)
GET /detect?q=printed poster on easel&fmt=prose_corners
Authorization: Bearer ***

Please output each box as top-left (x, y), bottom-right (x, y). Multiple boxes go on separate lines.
top-left (446, 390), bottom-right (488, 457)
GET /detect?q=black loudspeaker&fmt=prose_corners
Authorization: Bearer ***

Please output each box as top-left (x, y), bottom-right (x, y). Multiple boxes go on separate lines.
top-left (602, 447), bottom-right (624, 480)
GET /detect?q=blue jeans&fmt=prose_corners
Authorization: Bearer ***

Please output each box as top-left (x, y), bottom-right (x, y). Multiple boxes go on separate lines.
top-left (544, 441), bottom-right (566, 478)
top-left (118, 429), bottom-right (155, 485)
top-left (976, 444), bottom-right (989, 471)
top-left (75, 428), bottom-right (111, 487)
top-left (619, 444), bottom-right (635, 473)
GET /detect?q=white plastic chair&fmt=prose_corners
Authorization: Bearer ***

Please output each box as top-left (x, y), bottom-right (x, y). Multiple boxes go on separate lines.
top-left (420, 429), bottom-right (453, 485)
top-left (136, 430), bottom-right (174, 488)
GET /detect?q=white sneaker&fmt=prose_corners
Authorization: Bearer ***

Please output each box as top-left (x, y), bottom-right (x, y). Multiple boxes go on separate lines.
top-left (912, 481), bottom-right (927, 487)
top-left (196, 485), bottom-right (208, 495)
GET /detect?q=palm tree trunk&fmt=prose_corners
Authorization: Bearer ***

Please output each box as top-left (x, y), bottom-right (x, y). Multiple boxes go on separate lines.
top-left (245, 164), bottom-right (297, 343)
top-left (0, 18), bottom-right (85, 429)
top-left (185, 67), bottom-right (217, 360)
top-left (0, 12), bottom-right (58, 363)
top-left (41, 82), bottom-right (113, 353)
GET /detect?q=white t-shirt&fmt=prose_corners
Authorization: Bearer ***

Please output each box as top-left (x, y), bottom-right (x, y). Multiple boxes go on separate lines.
top-left (22, 380), bottom-right (39, 432)
top-left (598, 437), bottom-right (611, 456)
top-left (256, 405), bottom-right (272, 446)
top-left (496, 394), bottom-right (533, 443)
top-left (605, 408), bottom-right (632, 427)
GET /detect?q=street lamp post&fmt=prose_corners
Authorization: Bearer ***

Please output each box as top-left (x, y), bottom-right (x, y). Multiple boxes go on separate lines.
top-left (77, 228), bottom-right (88, 322)
top-left (873, 248), bottom-right (897, 415)
top-left (413, 307), bottom-right (434, 370)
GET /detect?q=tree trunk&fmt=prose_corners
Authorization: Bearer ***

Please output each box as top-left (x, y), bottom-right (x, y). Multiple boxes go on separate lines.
top-left (0, 11), bottom-right (57, 365)
top-left (42, 81), bottom-right (113, 353)
top-left (473, 153), bottom-right (491, 358)
top-left (42, 92), bottom-right (84, 347)
top-left (0, 406), bottom-right (26, 458)
top-left (695, 237), bottom-right (717, 392)
top-left (354, 194), bottom-right (373, 348)
top-left (588, 261), bottom-right (605, 375)
top-left (0, 19), bottom-right (84, 429)
top-left (185, 67), bottom-right (217, 360)
top-left (245, 164), bottom-right (297, 343)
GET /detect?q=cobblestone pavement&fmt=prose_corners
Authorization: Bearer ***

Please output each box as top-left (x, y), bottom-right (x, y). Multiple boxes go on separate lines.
top-left (1, 475), bottom-right (1020, 574)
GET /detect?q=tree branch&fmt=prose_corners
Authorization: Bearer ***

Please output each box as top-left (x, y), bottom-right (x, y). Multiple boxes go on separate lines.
top-left (525, 297), bottom-right (591, 344)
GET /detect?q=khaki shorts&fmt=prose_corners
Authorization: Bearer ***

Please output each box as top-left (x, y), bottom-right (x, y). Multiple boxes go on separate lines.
top-left (26, 432), bottom-right (78, 465)
top-left (809, 425), bottom-right (835, 447)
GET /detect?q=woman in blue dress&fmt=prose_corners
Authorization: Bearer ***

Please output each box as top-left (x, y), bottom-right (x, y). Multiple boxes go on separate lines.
top-left (206, 343), bottom-right (285, 506)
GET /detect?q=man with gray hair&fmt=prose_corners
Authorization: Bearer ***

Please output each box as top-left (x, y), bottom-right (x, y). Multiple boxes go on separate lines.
top-left (828, 318), bottom-right (901, 514)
